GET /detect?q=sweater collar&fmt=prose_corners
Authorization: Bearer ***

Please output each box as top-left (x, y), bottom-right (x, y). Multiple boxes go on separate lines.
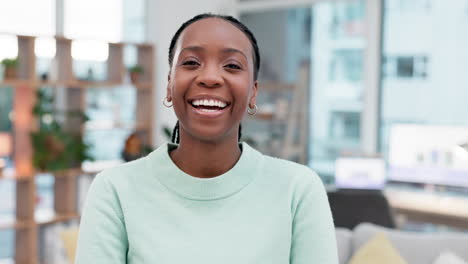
top-left (148, 142), bottom-right (263, 201)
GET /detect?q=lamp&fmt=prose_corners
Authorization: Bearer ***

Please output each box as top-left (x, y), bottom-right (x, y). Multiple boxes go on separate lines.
top-left (0, 133), bottom-right (12, 176)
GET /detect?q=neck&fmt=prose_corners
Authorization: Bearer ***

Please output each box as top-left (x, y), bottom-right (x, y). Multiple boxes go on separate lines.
top-left (169, 131), bottom-right (242, 179)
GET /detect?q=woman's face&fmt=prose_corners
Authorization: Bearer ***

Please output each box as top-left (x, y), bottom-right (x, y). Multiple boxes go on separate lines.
top-left (167, 18), bottom-right (258, 143)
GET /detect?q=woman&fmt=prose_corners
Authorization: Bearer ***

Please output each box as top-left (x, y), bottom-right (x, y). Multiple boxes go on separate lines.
top-left (75, 13), bottom-right (338, 264)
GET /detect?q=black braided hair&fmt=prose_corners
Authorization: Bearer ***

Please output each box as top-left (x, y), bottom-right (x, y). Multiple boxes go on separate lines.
top-left (171, 121), bottom-right (180, 144)
top-left (168, 13), bottom-right (259, 144)
top-left (171, 121), bottom-right (242, 144)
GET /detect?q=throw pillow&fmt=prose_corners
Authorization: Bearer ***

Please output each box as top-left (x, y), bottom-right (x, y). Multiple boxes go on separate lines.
top-left (348, 232), bottom-right (407, 264)
top-left (433, 251), bottom-right (468, 264)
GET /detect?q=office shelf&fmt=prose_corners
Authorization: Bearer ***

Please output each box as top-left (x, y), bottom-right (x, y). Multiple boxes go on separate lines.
top-left (2, 33), bottom-right (155, 264)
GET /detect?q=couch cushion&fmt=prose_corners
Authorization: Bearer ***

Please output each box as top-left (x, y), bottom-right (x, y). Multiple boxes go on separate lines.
top-left (348, 232), bottom-right (407, 264)
top-left (336, 228), bottom-right (352, 264)
top-left (352, 223), bottom-right (468, 264)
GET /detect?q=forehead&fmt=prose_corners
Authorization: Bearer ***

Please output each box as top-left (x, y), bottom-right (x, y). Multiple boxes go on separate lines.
top-left (176, 18), bottom-right (252, 56)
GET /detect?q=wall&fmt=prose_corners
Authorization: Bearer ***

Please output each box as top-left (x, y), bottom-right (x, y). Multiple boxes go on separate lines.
top-left (146, 0), bottom-right (237, 146)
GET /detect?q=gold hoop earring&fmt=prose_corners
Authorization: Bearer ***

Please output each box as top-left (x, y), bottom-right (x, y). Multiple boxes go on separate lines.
top-left (247, 104), bottom-right (258, 115)
top-left (163, 97), bottom-right (173, 108)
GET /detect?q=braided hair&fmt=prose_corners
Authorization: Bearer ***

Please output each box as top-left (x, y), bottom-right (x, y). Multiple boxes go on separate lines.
top-left (168, 13), bottom-right (260, 144)
top-left (171, 121), bottom-right (242, 144)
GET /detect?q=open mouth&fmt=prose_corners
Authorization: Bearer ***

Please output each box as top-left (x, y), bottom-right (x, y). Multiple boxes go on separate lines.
top-left (188, 98), bottom-right (231, 112)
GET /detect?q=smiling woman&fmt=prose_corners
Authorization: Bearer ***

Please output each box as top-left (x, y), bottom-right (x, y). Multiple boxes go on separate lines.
top-left (166, 17), bottom-right (259, 175)
top-left (75, 13), bottom-right (338, 264)
top-left (166, 14), bottom-right (259, 150)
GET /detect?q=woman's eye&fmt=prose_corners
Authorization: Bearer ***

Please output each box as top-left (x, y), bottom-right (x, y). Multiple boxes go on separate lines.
top-left (225, 63), bottom-right (241, 70)
top-left (182, 60), bottom-right (199, 66)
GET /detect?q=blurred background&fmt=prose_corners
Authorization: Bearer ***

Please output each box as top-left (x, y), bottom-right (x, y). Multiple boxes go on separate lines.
top-left (1, 0), bottom-right (468, 263)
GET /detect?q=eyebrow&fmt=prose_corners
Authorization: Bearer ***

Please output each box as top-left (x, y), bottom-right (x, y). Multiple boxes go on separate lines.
top-left (180, 46), bottom-right (248, 61)
top-left (221, 48), bottom-right (248, 61)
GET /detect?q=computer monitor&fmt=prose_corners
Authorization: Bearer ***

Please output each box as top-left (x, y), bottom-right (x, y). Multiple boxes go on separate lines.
top-left (335, 157), bottom-right (386, 190)
top-left (388, 124), bottom-right (468, 187)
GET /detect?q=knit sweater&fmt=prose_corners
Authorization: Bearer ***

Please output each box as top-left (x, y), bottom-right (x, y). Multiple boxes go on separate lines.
top-left (75, 142), bottom-right (338, 264)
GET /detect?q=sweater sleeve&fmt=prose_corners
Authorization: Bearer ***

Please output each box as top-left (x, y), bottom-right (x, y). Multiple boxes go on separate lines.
top-left (75, 172), bottom-right (128, 264)
top-left (290, 172), bottom-right (338, 264)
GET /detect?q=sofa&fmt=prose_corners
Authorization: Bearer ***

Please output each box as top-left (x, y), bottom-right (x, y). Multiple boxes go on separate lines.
top-left (336, 223), bottom-right (468, 264)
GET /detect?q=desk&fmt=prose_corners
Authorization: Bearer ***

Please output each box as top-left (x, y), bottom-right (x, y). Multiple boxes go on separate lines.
top-left (384, 188), bottom-right (468, 229)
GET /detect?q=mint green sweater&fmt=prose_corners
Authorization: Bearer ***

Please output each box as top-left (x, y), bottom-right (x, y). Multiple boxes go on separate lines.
top-left (75, 142), bottom-right (338, 264)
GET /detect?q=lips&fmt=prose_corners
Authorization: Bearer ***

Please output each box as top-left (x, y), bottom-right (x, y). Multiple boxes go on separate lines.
top-left (187, 96), bottom-right (231, 117)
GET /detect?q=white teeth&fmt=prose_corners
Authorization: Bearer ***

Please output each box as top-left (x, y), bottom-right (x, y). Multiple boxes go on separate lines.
top-left (191, 99), bottom-right (227, 108)
top-left (200, 108), bottom-right (217, 112)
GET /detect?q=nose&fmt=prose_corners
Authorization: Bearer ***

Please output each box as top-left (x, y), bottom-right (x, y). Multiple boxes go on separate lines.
top-left (197, 63), bottom-right (223, 88)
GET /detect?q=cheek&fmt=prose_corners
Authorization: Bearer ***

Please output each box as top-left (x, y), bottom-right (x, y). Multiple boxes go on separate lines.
top-left (232, 78), bottom-right (252, 113)
top-left (168, 76), bottom-right (191, 121)
top-left (170, 74), bottom-right (190, 102)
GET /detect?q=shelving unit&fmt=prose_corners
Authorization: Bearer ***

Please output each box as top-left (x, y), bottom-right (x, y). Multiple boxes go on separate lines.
top-left (0, 33), bottom-right (155, 264)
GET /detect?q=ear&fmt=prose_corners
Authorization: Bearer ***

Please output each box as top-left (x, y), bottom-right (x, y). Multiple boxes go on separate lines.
top-left (166, 73), bottom-right (172, 102)
top-left (249, 81), bottom-right (258, 108)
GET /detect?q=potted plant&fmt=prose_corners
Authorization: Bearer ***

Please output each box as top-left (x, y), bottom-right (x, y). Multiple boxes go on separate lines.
top-left (1, 57), bottom-right (19, 80)
top-left (31, 89), bottom-right (94, 171)
top-left (128, 65), bottom-right (144, 84)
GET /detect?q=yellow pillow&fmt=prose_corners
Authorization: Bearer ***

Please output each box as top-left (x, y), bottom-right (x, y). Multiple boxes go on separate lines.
top-left (348, 232), bottom-right (407, 264)
top-left (60, 228), bottom-right (80, 263)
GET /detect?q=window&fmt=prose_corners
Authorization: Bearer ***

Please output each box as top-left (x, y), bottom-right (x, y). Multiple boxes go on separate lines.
top-left (329, 49), bottom-right (364, 82)
top-left (84, 86), bottom-right (136, 161)
top-left (122, 0), bottom-right (146, 42)
top-left (65, 0), bottom-right (146, 42)
top-left (0, 87), bottom-right (13, 131)
top-left (330, 0), bottom-right (365, 39)
top-left (65, 0), bottom-right (123, 42)
top-left (0, 35), bottom-right (18, 62)
top-left (240, 0), bottom-right (366, 181)
top-left (329, 111), bottom-right (361, 140)
top-left (310, 0), bottom-right (365, 179)
top-left (240, 8), bottom-right (312, 159)
top-left (383, 56), bottom-right (428, 79)
top-left (380, 0), bottom-right (468, 158)
top-left (0, 0), bottom-right (55, 36)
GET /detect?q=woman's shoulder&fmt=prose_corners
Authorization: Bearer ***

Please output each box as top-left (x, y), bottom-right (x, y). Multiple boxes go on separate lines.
top-left (259, 153), bottom-right (323, 188)
top-left (260, 153), bottom-right (316, 175)
top-left (256, 154), bottom-right (328, 211)
top-left (94, 155), bottom-right (151, 187)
